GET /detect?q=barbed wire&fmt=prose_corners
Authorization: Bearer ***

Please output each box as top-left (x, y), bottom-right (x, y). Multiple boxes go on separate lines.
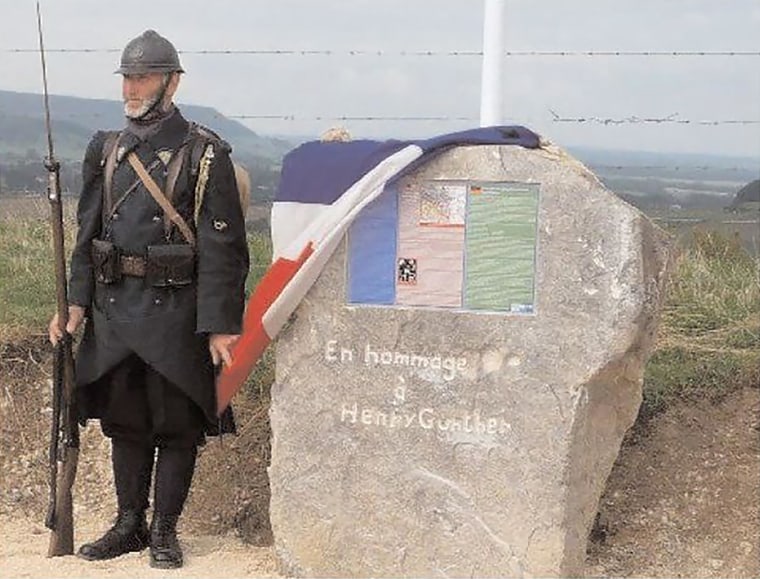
top-left (549, 111), bottom-right (760, 126)
top-left (4, 110), bottom-right (757, 126)
top-left (0, 110), bottom-right (482, 122)
top-left (591, 165), bottom-right (758, 172)
top-left (2, 48), bottom-right (759, 57)
top-left (231, 113), bottom-right (760, 126)
top-left (228, 114), bottom-right (476, 121)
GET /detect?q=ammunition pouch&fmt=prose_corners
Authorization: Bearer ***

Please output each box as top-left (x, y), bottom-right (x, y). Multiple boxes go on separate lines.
top-left (145, 244), bottom-right (195, 288)
top-left (91, 239), bottom-right (122, 284)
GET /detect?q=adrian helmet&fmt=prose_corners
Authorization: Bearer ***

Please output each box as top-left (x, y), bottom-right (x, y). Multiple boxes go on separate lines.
top-left (115, 30), bottom-right (184, 75)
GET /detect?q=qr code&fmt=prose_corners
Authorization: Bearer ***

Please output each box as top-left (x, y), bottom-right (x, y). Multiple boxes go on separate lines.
top-left (397, 258), bottom-right (417, 285)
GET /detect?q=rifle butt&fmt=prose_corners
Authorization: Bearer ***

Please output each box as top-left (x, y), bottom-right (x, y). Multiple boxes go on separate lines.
top-left (46, 445), bottom-right (78, 557)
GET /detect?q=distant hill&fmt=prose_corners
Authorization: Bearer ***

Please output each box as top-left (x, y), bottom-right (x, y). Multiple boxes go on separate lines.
top-left (1, 92), bottom-right (757, 210)
top-left (731, 179), bottom-right (760, 206)
top-left (567, 145), bottom-right (758, 172)
top-left (563, 145), bottom-right (759, 211)
top-left (0, 90), bottom-right (292, 162)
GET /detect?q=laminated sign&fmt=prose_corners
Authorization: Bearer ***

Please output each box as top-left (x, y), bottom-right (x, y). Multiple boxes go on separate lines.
top-left (348, 180), bottom-right (540, 313)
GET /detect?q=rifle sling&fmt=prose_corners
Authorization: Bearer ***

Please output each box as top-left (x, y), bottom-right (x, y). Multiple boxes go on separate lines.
top-left (126, 152), bottom-right (196, 246)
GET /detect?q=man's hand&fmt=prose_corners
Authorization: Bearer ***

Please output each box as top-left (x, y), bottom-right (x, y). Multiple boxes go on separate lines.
top-left (48, 305), bottom-right (86, 346)
top-left (209, 334), bottom-right (240, 367)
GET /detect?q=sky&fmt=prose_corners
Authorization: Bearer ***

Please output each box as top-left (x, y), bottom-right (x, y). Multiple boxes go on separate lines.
top-left (1, 0), bottom-right (759, 158)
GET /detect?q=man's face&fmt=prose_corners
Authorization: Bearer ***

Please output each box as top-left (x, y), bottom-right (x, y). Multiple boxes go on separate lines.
top-left (122, 72), bottom-right (167, 119)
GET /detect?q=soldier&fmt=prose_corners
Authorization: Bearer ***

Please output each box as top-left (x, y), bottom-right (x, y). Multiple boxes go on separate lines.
top-left (48, 30), bottom-right (249, 569)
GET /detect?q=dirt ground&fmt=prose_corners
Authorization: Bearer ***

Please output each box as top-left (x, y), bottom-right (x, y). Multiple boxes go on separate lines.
top-left (1, 336), bottom-right (758, 578)
top-left (586, 386), bottom-right (760, 577)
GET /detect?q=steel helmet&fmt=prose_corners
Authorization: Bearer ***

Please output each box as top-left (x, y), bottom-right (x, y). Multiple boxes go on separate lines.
top-left (115, 30), bottom-right (184, 75)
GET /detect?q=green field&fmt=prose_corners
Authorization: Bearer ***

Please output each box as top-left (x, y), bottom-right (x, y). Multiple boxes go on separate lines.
top-left (0, 196), bottom-right (271, 341)
top-left (1, 195), bottom-right (758, 421)
top-left (646, 206), bottom-right (759, 256)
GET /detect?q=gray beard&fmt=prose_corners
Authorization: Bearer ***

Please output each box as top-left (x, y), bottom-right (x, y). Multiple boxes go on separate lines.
top-left (124, 94), bottom-right (161, 119)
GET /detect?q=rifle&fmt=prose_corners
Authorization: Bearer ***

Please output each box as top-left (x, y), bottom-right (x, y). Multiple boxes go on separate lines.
top-left (37, 2), bottom-right (80, 557)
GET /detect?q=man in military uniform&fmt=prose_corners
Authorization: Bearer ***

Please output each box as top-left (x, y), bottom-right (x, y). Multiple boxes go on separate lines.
top-left (48, 30), bottom-right (249, 569)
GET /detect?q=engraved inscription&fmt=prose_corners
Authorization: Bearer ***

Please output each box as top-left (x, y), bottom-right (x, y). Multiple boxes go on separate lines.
top-left (340, 402), bottom-right (511, 436)
top-left (323, 340), bottom-right (509, 440)
top-left (324, 340), bottom-right (468, 381)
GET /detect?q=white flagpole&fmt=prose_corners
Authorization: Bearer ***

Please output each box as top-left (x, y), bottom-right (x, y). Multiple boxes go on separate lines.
top-left (480, 0), bottom-right (506, 127)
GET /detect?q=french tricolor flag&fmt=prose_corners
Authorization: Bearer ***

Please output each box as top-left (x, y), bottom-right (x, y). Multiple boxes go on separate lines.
top-left (215, 126), bottom-right (540, 414)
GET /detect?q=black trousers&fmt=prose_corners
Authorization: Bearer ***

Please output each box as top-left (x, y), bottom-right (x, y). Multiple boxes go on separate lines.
top-left (97, 355), bottom-right (204, 517)
top-left (98, 354), bottom-right (206, 449)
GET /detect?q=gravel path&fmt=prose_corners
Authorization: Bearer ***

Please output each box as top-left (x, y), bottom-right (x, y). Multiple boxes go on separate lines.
top-left (0, 515), bottom-right (281, 579)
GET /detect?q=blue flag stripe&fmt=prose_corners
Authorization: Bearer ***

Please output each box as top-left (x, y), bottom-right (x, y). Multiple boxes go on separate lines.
top-left (276, 126), bottom-right (540, 205)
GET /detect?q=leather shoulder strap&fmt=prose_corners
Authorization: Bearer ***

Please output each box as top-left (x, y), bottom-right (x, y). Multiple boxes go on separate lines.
top-left (164, 143), bottom-right (189, 204)
top-left (162, 142), bottom-right (190, 237)
top-left (102, 131), bottom-right (122, 217)
top-left (126, 152), bottom-right (196, 246)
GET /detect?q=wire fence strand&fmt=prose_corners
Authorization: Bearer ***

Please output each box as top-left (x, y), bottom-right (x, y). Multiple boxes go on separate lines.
top-left (3, 48), bottom-right (760, 57)
top-left (3, 109), bottom-right (757, 126)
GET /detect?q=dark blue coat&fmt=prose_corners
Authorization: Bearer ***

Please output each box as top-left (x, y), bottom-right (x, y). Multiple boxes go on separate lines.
top-left (69, 108), bottom-right (249, 426)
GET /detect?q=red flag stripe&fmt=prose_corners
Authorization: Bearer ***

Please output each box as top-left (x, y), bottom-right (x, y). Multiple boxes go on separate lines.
top-left (216, 243), bottom-right (314, 415)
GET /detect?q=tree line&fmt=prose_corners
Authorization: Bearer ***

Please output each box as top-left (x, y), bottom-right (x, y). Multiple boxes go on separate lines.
top-left (0, 152), bottom-right (281, 203)
top-left (0, 157), bottom-right (82, 195)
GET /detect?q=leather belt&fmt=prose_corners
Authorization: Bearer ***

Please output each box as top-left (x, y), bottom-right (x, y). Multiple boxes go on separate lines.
top-left (120, 255), bottom-right (146, 277)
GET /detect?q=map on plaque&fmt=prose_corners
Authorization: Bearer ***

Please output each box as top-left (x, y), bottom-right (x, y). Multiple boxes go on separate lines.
top-left (347, 180), bottom-right (540, 313)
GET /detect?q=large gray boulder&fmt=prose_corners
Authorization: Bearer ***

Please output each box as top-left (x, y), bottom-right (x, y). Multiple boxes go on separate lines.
top-left (269, 142), bottom-right (671, 577)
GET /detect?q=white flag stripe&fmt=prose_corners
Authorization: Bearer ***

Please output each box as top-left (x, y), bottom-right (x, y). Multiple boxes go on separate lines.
top-left (262, 145), bottom-right (424, 336)
top-left (270, 202), bottom-right (330, 261)
top-left (274, 145), bottom-right (423, 261)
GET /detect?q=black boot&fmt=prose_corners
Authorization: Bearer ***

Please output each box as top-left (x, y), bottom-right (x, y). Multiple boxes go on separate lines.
top-left (78, 439), bottom-right (154, 561)
top-left (149, 513), bottom-right (183, 568)
top-left (149, 445), bottom-right (197, 569)
top-left (77, 509), bottom-right (149, 560)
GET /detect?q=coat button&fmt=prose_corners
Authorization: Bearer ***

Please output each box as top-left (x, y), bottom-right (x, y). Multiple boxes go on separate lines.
top-left (152, 215), bottom-right (161, 223)
top-left (112, 212), bottom-right (120, 220)
top-left (154, 298), bottom-right (162, 305)
top-left (108, 297), bottom-right (116, 304)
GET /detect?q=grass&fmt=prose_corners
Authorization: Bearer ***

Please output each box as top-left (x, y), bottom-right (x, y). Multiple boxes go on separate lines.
top-left (1, 200), bottom-right (758, 422)
top-left (642, 346), bottom-right (756, 418)
top-left (0, 219), bottom-right (75, 341)
top-left (663, 228), bottom-right (760, 334)
top-left (640, 229), bottom-right (760, 421)
top-left (245, 229), bottom-right (272, 293)
top-left (0, 207), bottom-right (273, 342)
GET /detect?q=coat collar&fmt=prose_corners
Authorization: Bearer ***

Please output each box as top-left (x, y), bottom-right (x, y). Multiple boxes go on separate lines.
top-left (120, 107), bottom-right (191, 157)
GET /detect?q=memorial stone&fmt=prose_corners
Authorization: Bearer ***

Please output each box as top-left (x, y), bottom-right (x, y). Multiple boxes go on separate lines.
top-left (269, 141), bottom-right (671, 577)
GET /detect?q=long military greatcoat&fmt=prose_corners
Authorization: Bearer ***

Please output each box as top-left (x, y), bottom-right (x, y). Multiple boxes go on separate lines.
top-left (68, 108), bottom-right (249, 427)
